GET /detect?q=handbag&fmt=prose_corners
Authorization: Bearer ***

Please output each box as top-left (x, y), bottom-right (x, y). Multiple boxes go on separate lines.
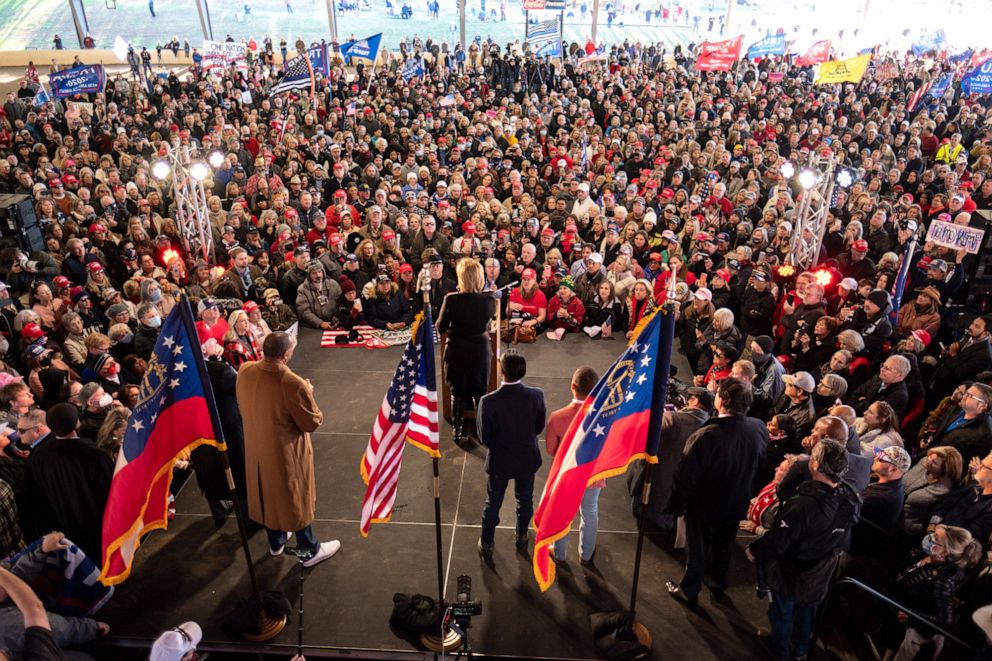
top-left (512, 325), bottom-right (537, 344)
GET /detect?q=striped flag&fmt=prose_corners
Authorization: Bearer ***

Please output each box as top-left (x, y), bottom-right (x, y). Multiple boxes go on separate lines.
top-left (528, 18), bottom-right (559, 42)
top-left (440, 93), bottom-right (456, 107)
top-left (907, 79), bottom-right (934, 112)
top-left (269, 52), bottom-right (314, 96)
top-left (359, 310), bottom-right (439, 536)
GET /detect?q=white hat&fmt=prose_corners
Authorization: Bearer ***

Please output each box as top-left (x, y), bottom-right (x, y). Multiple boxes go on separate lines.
top-left (588, 252), bottom-right (604, 264)
top-left (839, 277), bottom-right (858, 291)
top-left (783, 371), bottom-right (816, 393)
top-left (150, 622), bottom-right (202, 661)
top-left (693, 287), bottom-right (713, 302)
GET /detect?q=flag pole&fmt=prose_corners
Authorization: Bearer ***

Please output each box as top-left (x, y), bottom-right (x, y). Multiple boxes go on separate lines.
top-left (625, 268), bottom-right (679, 644)
top-left (182, 296), bottom-right (286, 641)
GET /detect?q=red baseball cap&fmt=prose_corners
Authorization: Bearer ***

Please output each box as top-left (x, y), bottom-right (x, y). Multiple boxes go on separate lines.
top-left (285, 208), bottom-right (298, 217)
top-left (399, 263), bottom-right (414, 273)
top-left (716, 268), bottom-right (731, 281)
top-left (329, 233), bottom-right (343, 247)
top-left (334, 190), bottom-right (347, 199)
top-left (852, 239), bottom-right (869, 252)
top-left (88, 223), bottom-right (106, 234)
top-left (498, 229), bottom-right (510, 238)
top-left (661, 188), bottom-right (675, 199)
top-left (242, 301), bottom-right (260, 313)
top-left (53, 275), bottom-right (70, 288)
top-left (462, 221), bottom-right (476, 234)
top-left (522, 268), bottom-right (537, 280)
top-left (541, 227), bottom-right (554, 236)
top-left (649, 252), bottom-right (663, 262)
top-left (382, 229), bottom-right (396, 240)
top-left (21, 322), bottom-right (45, 340)
top-left (86, 261), bottom-right (104, 273)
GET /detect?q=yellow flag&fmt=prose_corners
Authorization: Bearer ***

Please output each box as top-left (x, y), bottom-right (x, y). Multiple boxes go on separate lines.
top-left (815, 53), bottom-right (872, 85)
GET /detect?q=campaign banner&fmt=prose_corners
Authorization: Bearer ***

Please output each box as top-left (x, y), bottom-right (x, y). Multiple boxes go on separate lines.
top-left (767, 71), bottom-right (784, 82)
top-left (202, 40), bottom-right (248, 76)
top-left (307, 44), bottom-right (329, 77)
top-left (925, 219), bottom-right (985, 254)
top-left (696, 35), bottom-right (743, 72)
top-left (962, 59), bottom-right (992, 95)
top-left (815, 53), bottom-right (872, 85)
top-left (795, 40), bottom-right (830, 67)
top-left (534, 38), bottom-right (562, 59)
top-left (402, 58), bottom-right (424, 81)
top-left (949, 48), bottom-right (973, 64)
top-left (930, 73), bottom-right (953, 100)
top-left (339, 33), bottom-right (383, 64)
top-left (874, 60), bottom-right (900, 81)
top-left (49, 65), bottom-right (105, 98)
top-left (523, 0), bottom-right (545, 7)
top-left (912, 29), bottom-right (946, 56)
top-left (747, 33), bottom-right (785, 60)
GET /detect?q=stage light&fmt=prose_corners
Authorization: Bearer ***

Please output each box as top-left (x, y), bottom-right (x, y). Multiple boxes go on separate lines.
top-left (813, 268), bottom-right (833, 287)
top-left (208, 150), bottom-right (226, 169)
top-left (836, 168), bottom-right (854, 188)
top-left (152, 160), bottom-right (171, 180)
top-left (780, 162), bottom-right (795, 179)
top-left (798, 169), bottom-right (816, 190)
top-left (189, 162), bottom-right (209, 182)
top-left (776, 264), bottom-right (796, 280)
top-left (212, 266), bottom-right (227, 279)
top-left (162, 248), bottom-right (180, 264)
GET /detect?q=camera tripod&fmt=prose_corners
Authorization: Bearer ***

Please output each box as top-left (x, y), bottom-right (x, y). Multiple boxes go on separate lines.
top-left (448, 618), bottom-right (474, 659)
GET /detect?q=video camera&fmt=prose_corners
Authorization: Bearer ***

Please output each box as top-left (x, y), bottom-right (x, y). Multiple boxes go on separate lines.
top-left (450, 575), bottom-right (482, 621)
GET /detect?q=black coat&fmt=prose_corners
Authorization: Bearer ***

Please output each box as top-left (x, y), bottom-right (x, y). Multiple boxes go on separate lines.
top-left (738, 286), bottom-right (776, 337)
top-left (191, 359), bottom-right (247, 501)
top-left (23, 435), bottom-right (113, 561)
top-left (847, 376), bottom-right (909, 419)
top-left (929, 409), bottom-right (992, 467)
top-left (930, 338), bottom-right (992, 400)
top-left (477, 382), bottom-right (546, 479)
top-left (671, 415), bottom-right (768, 526)
top-left (436, 292), bottom-right (496, 397)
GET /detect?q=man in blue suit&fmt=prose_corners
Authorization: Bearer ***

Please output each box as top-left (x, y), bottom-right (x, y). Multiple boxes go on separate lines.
top-left (477, 353), bottom-right (547, 564)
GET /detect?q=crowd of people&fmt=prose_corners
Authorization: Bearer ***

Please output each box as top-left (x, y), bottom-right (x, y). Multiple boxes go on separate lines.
top-left (0, 28), bottom-right (991, 661)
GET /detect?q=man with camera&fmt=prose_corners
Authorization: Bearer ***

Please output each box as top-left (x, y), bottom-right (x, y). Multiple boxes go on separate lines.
top-left (745, 439), bottom-right (861, 661)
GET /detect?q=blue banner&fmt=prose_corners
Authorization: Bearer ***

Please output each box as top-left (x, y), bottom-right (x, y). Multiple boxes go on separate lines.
top-left (339, 33), bottom-right (382, 65)
top-left (930, 73), bottom-right (953, 99)
top-left (949, 48), bottom-right (973, 64)
top-left (49, 64), bottom-right (105, 98)
top-left (402, 58), bottom-right (424, 81)
top-left (747, 33), bottom-right (785, 59)
top-left (911, 29), bottom-right (946, 56)
top-left (32, 85), bottom-right (50, 107)
top-left (307, 44), bottom-right (329, 77)
top-left (534, 39), bottom-right (562, 59)
top-left (962, 60), bottom-right (992, 95)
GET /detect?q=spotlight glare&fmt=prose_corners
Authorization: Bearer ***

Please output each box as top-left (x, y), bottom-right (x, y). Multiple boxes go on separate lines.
top-left (189, 162), bottom-right (209, 182)
top-left (208, 151), bottom-right (225, 169)
top-left (836, 169), bottom-right (854, 188)
top-left (152, 160), bottom-right (171, 180)
top-left (780, 162), bottom-right (795, 179)
top-left (798, 169), bottom-right (816, 190)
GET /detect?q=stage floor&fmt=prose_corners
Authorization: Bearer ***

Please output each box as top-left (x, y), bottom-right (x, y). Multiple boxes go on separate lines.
top-left (94, 329), bottom-right (854, 660)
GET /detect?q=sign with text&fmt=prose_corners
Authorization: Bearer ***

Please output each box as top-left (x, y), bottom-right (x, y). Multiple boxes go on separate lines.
top-left (962, 59), bottom-right (992, 95)
top-left (201, 40), bottom-right (248, 77)
top-left (49, 65), bottom-right (105, 98)
top-left (925, 219), bottom-right (985, 254)
top-left (696, 35), bottom-right (743, 72)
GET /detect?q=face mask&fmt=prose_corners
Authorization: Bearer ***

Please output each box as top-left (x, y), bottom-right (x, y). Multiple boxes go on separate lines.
top-left (97, 392), bottom-right (113, 409)
top-left (751, 350), bottom-right (767, 364)
top-left (147, 315), bottom-right (162, 329)
top-left (0, 338), bottom-right (8, 354)
top-left (921, 533), bottom-right (937, 555)
top-left (149, 289), bottom-right (162, 303)
top-left (122, 333), bottom-right (134, 344)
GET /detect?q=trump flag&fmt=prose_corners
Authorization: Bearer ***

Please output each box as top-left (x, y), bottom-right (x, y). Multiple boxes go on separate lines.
top-left (533, 307), bottom-right (677, 591)
top-left (696, 35), bottom-right (743, 72)
top-left (795, 40), bottom-right (831, 67)
top-left (100, 300), bottom-right (222, 585)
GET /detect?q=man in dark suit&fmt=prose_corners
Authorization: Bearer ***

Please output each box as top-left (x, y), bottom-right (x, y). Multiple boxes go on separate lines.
top-left (929, 314), bottom-right (992, 407)
top-left (846, 354), bottom-right (910, 419)
top-left (667, 378), bottom-right (768, 608)
top-left (477, 353), bottom-right (547, 564)
top-left (628, 387), bottom-right (712, 530)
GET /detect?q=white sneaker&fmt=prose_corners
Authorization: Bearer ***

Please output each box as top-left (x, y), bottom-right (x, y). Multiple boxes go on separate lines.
top-left (269, 532), bottom-right (293, 556)
top-left (586, 325), bottom-right (601, 338)
top-left (302, 540), bottom-right (341, 567)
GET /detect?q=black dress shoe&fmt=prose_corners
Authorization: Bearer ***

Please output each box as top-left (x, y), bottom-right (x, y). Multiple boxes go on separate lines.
top-left (580, 551), bottom-right (596, 568)
top-left (666, 581), bottom-right (698, 608)
top-left (515, 536), bottom-right (529, 553)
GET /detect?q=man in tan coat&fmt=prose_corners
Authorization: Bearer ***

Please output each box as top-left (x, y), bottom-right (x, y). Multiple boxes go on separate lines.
top-left (236, 331), bottom-right (340, 567)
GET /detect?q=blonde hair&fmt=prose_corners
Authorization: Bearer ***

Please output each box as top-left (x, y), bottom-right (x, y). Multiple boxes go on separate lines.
top-left (456, 258), bottom-right (484, 293)
top-left (938, 525), bottom-right (984, 569)
top-left (224, 310), bottom-right (248, 342)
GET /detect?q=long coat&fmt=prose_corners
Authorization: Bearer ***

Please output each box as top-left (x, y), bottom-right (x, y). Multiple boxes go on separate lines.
top-left (236, 359), bottom-right (323, 531)
top-left (436, 291), bottom-right (496, 397)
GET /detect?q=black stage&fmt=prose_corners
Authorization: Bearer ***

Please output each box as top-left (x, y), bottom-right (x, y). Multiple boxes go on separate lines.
top-left (94, 330), bottom-right (857, 660)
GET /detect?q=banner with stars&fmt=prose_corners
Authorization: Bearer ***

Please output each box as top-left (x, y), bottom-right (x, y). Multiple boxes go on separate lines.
top-left (532, 305), bottom-right (677, 591)
top-left (99, 299), bottom-right (222, 586)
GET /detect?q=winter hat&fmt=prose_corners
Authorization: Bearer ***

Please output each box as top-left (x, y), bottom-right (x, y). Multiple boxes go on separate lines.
top-left (559, 276), bottom-right (575, 292)
top-left (753, 335), bottom-right (775, 355)
top-left (338, 276), bottom-right (356, 295)
top-left (866, 289), bottom-right (891, 310)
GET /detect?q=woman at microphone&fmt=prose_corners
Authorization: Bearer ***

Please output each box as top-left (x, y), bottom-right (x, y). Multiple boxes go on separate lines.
top-left (436, 258), bottom-right (496, 443)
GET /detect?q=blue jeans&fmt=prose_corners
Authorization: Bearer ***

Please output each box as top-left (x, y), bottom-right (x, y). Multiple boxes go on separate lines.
top-left (480, 472), bottom-right (534, 546)
top-left (767, 591), bottom-right (816, 660)
top-left (266, 525), bottom-right (318, 557)
top-left (553, 487), bottom-right (601, 562)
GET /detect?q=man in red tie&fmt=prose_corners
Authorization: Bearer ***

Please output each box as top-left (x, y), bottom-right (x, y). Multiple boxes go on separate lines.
top-left (545, 366), bottom-right (601, 567)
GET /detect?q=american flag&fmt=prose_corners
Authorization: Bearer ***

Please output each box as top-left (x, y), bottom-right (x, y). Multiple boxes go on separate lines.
top-left (528, 18), bottom-right (559, 42)
top-left (359, 311), bottom-right (438, 536)
top-left (907, 79), bottom-right (934, 112)
top-left (269, 53), bottom-right (314, 96)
